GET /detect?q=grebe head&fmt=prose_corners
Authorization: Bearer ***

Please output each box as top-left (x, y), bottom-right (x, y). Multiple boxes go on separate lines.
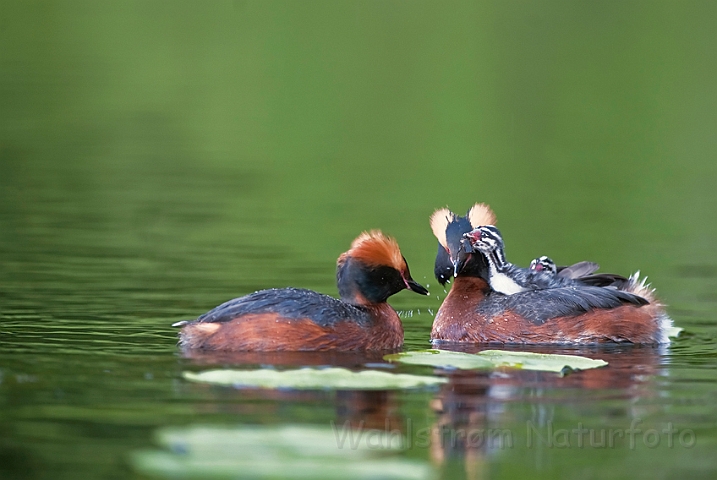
top-left (463, 225), bottom-right (505, 256)
top-left (529, 255), bottom-right (557, 275)
top-left (337, 230), bottom-right (429, 305)
top-left (430, 203), bottom-right (496, 285)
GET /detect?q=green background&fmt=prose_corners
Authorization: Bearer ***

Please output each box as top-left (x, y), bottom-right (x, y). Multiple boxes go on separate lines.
top-left (1, 1), bottom-right (716, 479)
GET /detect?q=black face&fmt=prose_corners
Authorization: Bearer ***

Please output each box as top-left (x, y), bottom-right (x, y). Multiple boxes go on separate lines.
top-left (338, 258), bottom-right (428, 304)
top-left (444, 215), bottom-right (473, 259)
top-left (433, 214), bottom-right (489, 284)
top-left (355, 265), bottom-right (405, 303)
top-left (434, 243), bottom-right (453, 286)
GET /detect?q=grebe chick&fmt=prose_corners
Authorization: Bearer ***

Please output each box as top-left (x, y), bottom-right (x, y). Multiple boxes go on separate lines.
top-left (462, 225), bottom-right (578, 294)
top-left (529, 256), bottom-right (629, 288)
top-left (467, 228), bottom-right (629, 291)
top-left (529, 256), bottom-right (559, 275)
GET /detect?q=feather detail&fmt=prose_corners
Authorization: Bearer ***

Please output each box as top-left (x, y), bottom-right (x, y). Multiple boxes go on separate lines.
top-left (430, 208), bottom-right (452, 249)
top-left (622, 271), bottom-right (674, 343)
top-left (467, 203), bottom-right (497, 228)
top-left (341, 230), bottom-right (405, 271)
top-left (557, 261), bottom-right (600, 279)
top-left (623, 271), bottom-right (658, 304)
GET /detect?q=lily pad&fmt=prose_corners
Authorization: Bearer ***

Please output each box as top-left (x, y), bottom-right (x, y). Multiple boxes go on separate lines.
top-left (385, 349), bottom-right (607, 373)
top-left (183, 367), bottom-right (447, 390)
top-left (477, 349), bottom-right (608, 371)
top-left (384, 350), bottom-right (495, 370)
top-left (131, 425), bottom-right (434, 479)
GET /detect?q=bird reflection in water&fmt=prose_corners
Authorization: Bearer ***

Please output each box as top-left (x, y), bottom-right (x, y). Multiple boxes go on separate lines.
top-left (427, 344), bottom-right (665, 480)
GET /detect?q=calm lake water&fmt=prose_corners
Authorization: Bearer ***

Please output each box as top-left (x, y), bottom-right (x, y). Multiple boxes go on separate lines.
top-left (2, 2), bottom-right (717, 479)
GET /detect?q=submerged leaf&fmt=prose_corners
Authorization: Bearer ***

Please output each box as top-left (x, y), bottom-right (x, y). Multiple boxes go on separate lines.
top-left (385, 349), bottom-right (607, 373)
top-left (183, 367), bottom-right (447, 390)
top-left (132, 425), bottom-right (434, 479)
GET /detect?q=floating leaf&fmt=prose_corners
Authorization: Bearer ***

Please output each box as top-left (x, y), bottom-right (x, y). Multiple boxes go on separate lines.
top-left (131, 425), bottom-right (434, 479)
top-left (476, 349), bottom-right (608, 372)
top-left (385, 349), bottom-right (607, 373)
top-left (183, 367), bottom-right (447, 390)
top-left (384, 350), bottom-right (494, 370)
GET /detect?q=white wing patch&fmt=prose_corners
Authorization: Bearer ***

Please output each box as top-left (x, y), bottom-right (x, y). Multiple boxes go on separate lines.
top-left (489, 272), bottom-right (527, 295)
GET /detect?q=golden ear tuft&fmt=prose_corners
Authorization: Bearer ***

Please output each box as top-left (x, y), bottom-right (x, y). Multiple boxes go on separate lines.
top-left (467, 203), bottom-right (497, 228)
top-left (430, 208), bottom-right (453, 249)
top-left (346, 230), bottom-right (405, 271)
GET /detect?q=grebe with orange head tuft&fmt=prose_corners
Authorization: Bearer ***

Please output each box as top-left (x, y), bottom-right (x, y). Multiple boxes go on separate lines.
top-left (430, 204), bottom-right (673, 344)
top-left (174, 231), bottom-right (429, 351)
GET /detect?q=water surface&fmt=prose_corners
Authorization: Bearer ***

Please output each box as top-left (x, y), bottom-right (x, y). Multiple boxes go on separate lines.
top-left (2, 2), bottom-right (717, 479)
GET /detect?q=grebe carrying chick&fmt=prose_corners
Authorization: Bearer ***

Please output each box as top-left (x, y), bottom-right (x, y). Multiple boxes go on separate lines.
top-left (430, 204), bottom-right (672, 344)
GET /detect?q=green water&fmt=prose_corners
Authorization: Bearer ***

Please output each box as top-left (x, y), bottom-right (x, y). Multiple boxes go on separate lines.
top-left (1, 1), bottom-right (717, 478)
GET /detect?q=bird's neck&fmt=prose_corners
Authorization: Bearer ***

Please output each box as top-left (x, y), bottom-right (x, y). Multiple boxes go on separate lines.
top-left (456, 252), bottom-right (491, 282)
top-left (484, 249), bottom-right (526, 295)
